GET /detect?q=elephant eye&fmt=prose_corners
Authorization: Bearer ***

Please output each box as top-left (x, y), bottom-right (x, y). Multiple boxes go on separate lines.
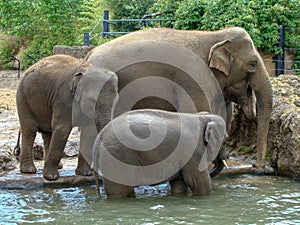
top-left (248, 61), bottom-right (257, 72)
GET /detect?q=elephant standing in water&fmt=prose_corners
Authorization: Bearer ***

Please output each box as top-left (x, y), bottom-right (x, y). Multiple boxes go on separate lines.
top-left (86, 27), bottom-right (273, 171)
top-left (17, 55), bottom-right (118, 180)
top-left (92, 110), bottom-right (227, 198)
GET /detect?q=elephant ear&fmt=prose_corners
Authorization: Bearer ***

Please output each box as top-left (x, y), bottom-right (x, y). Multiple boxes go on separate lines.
top-left (208, 40), bottom-right (232, 76)
top-left (71, 73), bottom-right (84, 101)
top-left (204, 118), bottom-right (227, 162)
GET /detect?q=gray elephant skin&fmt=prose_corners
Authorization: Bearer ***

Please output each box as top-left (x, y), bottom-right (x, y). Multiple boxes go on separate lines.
top-left (16, 54), bottom-right (118, 180)
top-left (92, 110), bottom-right (227, 198)
top-left (86, 27), bottom-right (273, 169)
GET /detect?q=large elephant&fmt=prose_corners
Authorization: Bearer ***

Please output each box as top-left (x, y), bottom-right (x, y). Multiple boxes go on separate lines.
top-left (92, 110), bottom-right (227, 198)
top-left (16, 54), bottom-right (118, 180)
top-left (86, 27), bottom-right (273, 170)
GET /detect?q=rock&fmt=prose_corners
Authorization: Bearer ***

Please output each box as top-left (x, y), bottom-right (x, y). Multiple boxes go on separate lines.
top-left (53, 45), bottom-right (95, 59)
top-left (268, 75), bottom-right (300, 178)
top-left (229, 74), bottom-right (300, 178)
top-left (0, 146), bottom-right (17, 173)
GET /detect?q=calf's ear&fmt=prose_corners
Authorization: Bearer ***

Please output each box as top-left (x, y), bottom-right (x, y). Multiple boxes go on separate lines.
top-left (204, 120), bottom-right (226, 162)
top-left (70, 73), bottom-right (83, 101)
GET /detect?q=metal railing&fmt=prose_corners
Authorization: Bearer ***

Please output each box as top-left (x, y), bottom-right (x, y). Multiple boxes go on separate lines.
top-left (274, 26), bottom-right (300, 76)
top-left (84, 10), bottom-right (173, 45)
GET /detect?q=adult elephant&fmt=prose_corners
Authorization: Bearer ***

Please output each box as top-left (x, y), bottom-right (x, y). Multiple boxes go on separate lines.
top-left (17, 55), bottom-right (118, 180)
top-left (86, 27), bottom-right (273, 171)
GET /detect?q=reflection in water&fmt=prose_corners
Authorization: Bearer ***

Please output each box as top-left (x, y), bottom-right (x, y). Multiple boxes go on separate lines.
top-left (0, 175), bottom-right (299, 225)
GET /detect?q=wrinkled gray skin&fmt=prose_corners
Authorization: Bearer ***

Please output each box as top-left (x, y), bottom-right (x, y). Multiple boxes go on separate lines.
top-left (92, 110), bottom-right (227, 198)
top-left (17, 55), bottom-right (118, 180)
top-left (86, 27), bottom-right (273, 169)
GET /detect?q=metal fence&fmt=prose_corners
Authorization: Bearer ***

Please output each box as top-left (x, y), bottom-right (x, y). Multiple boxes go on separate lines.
top-left (84, 10), bottom-right (173, 45)
top-left (272, 26), bottom-right (300, 76)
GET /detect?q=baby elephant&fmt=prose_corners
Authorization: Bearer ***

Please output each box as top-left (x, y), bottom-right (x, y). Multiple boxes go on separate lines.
top-left (92, 109), bottom-right (227, 198)
top-left (17, 54), bottom-right (118, 180)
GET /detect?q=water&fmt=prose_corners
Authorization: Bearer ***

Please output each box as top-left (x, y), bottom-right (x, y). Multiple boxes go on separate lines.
top-left (0, 175), bottom-right (299, 225)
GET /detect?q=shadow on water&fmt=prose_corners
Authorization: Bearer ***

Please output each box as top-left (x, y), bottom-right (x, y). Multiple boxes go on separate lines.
top-left (0, 175), bottom-right (299, 225)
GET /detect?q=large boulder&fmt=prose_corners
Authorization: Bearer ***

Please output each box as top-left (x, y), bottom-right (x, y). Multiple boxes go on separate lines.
top-left (268, 75), bottom-right (300, 177)
top-left (229, 74), bottom-right (300, 178)
top-left (53, 45), bottom-right (95, 59)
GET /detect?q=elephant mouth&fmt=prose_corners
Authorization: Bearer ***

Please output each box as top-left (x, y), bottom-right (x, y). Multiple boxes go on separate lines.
top-left (242, 104), bottom-right (256, 120)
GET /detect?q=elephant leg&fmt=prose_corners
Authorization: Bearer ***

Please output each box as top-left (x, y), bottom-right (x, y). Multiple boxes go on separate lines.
top-left (41, 132), bottom-right (63, 170)
top-left (104, 178), bottom-right (134, 198)
top-left (43, 126), bottom-right (71, 180)
top-left (41, 131), bottom-right (51, 161)
top-left (20, 128), bottom-right (37, 173)
top-left (169, 178), bottom-right (188, 195)
top-left (75, 123), bottom-right (96, 176)
top-left (182, 166), bottom-right (212, 196)
top-left (76, 152), bottom-right (92, 176)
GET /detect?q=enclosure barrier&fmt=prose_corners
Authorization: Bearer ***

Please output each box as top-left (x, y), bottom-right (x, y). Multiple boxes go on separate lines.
top-left (272, 26), bottom-right (300, 76)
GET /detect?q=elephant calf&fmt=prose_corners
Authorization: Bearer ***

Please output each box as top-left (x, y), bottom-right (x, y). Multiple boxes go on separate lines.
top-left (92, 109), bottom-right (227, 198)
top-left (17, 54), bottom-right (118, 180)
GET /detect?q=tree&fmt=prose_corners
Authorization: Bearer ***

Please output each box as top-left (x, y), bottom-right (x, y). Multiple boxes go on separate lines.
top-left (174, 0), bottom-right (206, 30)
top-left (0, 0), bottom-right (85, 68)
top-left (201, 0), bottom-right (300, 53)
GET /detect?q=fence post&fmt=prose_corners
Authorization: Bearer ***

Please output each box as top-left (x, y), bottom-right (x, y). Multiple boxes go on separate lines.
top-left (102, 10), bottom-right (110, 38)
top-left (84, 32), bottom-right (90, 46)
top-left (13, 56), bottom-right (21, 78)
top-left (275, 25), bottom-right (285, 76)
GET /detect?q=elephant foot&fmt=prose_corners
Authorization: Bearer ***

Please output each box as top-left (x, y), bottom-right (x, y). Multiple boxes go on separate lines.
top-left (75, 165), bottom-right (93, 176)
top-left (43, 167), bottom-right (60, 180)
top-left (20, 162), bottom-right (37, 174)
top-left (58, 162), bottom-right (63, 170)
top-left (170, 179), bottom-right (188, 195)
top-left (252, 164), bottom-right (275, 175)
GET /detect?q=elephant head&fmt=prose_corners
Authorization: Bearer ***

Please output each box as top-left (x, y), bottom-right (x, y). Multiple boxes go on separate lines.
top-left (72, 65), bottom-right (119, 131)
top-left (198, 113), bottom-right (227, 172)
top-left (208, 27), bottom-right (273, 167)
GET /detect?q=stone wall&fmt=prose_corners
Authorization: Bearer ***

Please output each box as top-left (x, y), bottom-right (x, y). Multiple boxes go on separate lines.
top-left (53, 45), bottom-right (95, 59)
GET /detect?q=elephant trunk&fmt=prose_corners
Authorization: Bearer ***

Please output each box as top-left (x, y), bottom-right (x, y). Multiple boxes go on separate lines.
top-left (95, 75), bottom-right (119, 133)
top-left (249, 61), bottom-right (273, 167)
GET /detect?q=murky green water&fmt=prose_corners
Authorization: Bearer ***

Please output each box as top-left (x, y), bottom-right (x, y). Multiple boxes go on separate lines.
top-left (0, 175), bottom-right (299, 225)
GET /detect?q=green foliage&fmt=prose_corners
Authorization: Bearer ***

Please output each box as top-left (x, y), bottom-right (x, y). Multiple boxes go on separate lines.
top-left (0, 0), bottom-right (91, 68)
top-left (174, 0), bottom-right (206, 30)
top-left (201, 0), bottom-right (299, 53)
top-left (104, 0), bottom-right (157, 32)
top-left (78, 0), bottom-right (107, 45)
top-left (105, 0), bottom-right (156, 19)
top-left (0, 32), bottom-right (23, 69)
top-left (150, 0), bottom-right (182, 27)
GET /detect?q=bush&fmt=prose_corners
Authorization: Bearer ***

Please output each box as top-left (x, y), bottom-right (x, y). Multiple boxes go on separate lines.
top-left (152, 0), bottom-right (300, 54)
top-left (0, 33), bottom-right (23, 70)
top-left (174, 0), bottom-right (206, 30)
top-left (150, 0), bottom-right (183, 28)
